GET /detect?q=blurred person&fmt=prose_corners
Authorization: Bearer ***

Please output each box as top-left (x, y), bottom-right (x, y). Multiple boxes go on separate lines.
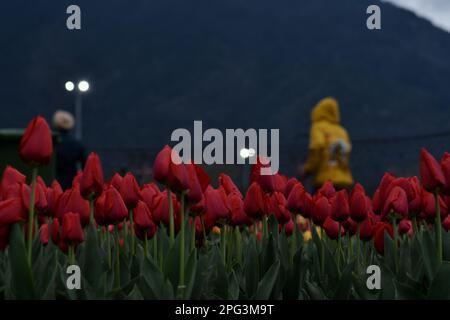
top-left (301, 97), bottom-right (353, 190)
top-left (53, 110), bottom-right (86, 190)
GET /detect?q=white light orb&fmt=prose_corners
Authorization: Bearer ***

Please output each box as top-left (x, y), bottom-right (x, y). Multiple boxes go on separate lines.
top-left (78, 80), bottom-right (90, 92)
top-left (65, 81), bottom-right (75, 92)
top-left (240, 148), bottom-right (250, 159)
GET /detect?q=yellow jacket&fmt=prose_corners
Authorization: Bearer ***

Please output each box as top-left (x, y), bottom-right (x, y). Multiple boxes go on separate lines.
top-left (303, 98), bottom-right (354, 188)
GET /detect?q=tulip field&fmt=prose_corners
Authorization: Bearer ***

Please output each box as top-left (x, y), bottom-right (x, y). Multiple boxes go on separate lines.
top-left (2, 116), bottom-right (450, 300)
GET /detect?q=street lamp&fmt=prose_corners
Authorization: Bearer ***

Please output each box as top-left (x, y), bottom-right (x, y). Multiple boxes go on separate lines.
top-left (65, 80), bottom-right (90, 140)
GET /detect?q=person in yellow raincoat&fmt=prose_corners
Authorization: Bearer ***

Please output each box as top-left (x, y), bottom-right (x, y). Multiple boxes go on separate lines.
top-left (302, 97), bottom-right (353, 190)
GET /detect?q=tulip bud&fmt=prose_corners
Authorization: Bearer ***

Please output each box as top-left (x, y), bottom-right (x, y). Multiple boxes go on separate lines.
top-left (119, 173), bottom-right (142, 209)
top-left (312, 195), bottom-right (330, 226)
top-left (373, 222), bottom-right (393, 256)
top-left (244, 182), bottom-right (267, 219)
top-left (80, 152), bottom-right (104, 200)
top-left (330, 190), bottom-right (350, 222)
top-left (420, 148), bottom-right (445, 193)
top-left (19, 116), bottom-right (53, 166)
top-left (61, 212), bottom-right (84, 245)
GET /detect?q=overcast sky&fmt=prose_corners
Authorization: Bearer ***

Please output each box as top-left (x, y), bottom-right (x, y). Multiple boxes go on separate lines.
top-left (384, 0), bottom-right (450, 32)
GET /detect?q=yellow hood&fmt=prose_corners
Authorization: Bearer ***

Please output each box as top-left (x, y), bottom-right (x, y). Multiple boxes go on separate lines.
top-left (311, 97), bottom-right (340, 124)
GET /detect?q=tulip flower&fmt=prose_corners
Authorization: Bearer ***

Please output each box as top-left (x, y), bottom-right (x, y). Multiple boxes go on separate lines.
top-left (312, 195), bottom-right (330, 227)
top-left (398, 219), bottom-right (412, 237)
top-left (51, 218), bottom-right (60, 244)
top-left (61, 212), bottom-right (84, 246)
top-left (283, 218), bottom-right (294, 236)
top-left (1, 166), bottom-right (26, 200)
top-left (323, 216), bottom-right (344, 240)
top-left (153, 145), bottom-right (172, 183)
top-left (330, 190), bottom-right (350, 222)
top-left (350, 190), bottom-right (369, 222)
top-left (318, 180), bottom-right (336, 199)
top-left (421, 189), bottom-right (448, 222)
top-left (21, 182), bottom-right (48, 217)
top-left (420, 148), bottom-right (445, 193)
top-left (286, 183), bottom-right (305, 214)
top-left (80, 152), bottom-right (104, 200)
top-left (110, 173), bottom-right (123, 191)
top-left (19, 116), bottom-right (53, 167)
top-left (102, 185), bottom-right (129, 225)
top-left (119, 173), bottom-right (142, 209)
top-left (443, 215), bottom-right (450, 231)
top-left (40, 224), bottom-right (49, 245)
top-left (219, 173), bottom-right (242, 198)
top-left (204, 186), bottom-right (230, 224)
top-left (359, 218), bottom-right (374, 241)
top-left (58, 185), bottom-right (90, 227)
top-left (0, 197), bottom-right (26, 226)
top-left (46, 181), bottom-right (63, 218)
top-left (228, 193), bottom-right (252, 227)
top-left (152, 190), bottom-right (180, 227)
top-left (244, 182), bottom-right (267, 219)
top-left (250, 156), bottom-right (275, 193)
top-left (382, 186), bottom-right (408, 221)
top-left (185, 163), bottom-right (203, 203)
top-left (373, 222), bottom-right (393, 256)
top-left (133, 201), bottom-right (157, 257)
top-left (141, 183), bottom-right (160, 210)
top-left (269, 192), bottom-right (291, 225)
top-left (441, 152), bottom-right (450, 196)
top-left (284, 177), bottom-right (300, 199)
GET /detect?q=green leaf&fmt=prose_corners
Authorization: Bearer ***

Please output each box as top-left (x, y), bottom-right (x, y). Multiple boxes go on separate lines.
top-left (8, 223), bottom-right (35, 299)
top-left (427, 261), bottom-right (450, 299)
top-left (141, 256), bottom-right (174, 299)
top-left (420, 230), bottom-right (439, 281)
top-left (184, 249), bottom-right (197, 299)
top-left (244, 239), bottom-right (259, 298)
top-left (395, 280), bottom-right (425, 299)
top-left (333, 260), bottom-right (354, 299)
top-left (305, 280), bottom-right (326, 300)
top-left (79, 224), bottom-right (104, 288)
top-left (254, 260), bottom-right (280, 299)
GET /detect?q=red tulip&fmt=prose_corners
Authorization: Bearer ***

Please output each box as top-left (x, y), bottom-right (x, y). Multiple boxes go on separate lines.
top-left (228, 193), bottom-right (252, 226)
top-left (283, 218), bottom-right (294, 236)
top-left (374, 222), bottom-right (393, 255)
top-left (58, 185), bottom-right (90, 226)
top-left (152, 190), bottom-right (180, 226)
top-left (286, 183), bottom-right (305, 213)
top-left (330, 190), bottom-right (350, 222)
top-left (407, 177), bottom-right (422, 215)
top-left (102, 185), bottom-right (129, 225)
top-left (284, 178), bottom-right (300, 199)
top-left (80, 152), bottom-right (104, 200)
top-left (343, 217), bottom-right (358, 236)
top-left (350, 190), bottom-right (369, 222)
top-left (318, 180), bottom-right (336, 199)
top-left (46, 181), bottom-right (63, 218)
top-left (312, 195), bottom-right (330, 226)
top-left (443, 215), bottom-right (450, 231)
top-left (250, 156), bottom-right (275, 193)
top-left (1, 166), bottom-right (26, 200)
top-left (219, 173), bottom-right (242, 198)
top-left (421, 189), bottom-right (448, 222)
top-left (382, 186), bottom-right (408, 220)
top-left (269, 192), bottom-right (291, 225)
top-left (21, 182), bottom-right (48, 216)
top-left (204, 186), bottom-right (230, 224)
top-left (61, 212), bottom-right (84, 245)
top-left (244, 182), bottom-right (267, 219)
top-left (133, 200), bottom-right (157, 240)
top-left (110, 173), bottom-right (123, 191)
top-left (0, 198), bottom-right (26, 226)
top-left (40, 224), bottom-right (49, 245)
top-left (441, 152), bottom-right (450, 195)
top-left (153, 145), bottom-right (172, 183)
top-left (119, 173), bottom-right (142, 209)
top-left (193, 164), bottom-right (210, 192)
top-left (19, 116), bottom-right (53, 166)
top-left (273, 174), bottom-right (288, 194)
top-left (420, 148), bottom-right (445, 192)
top-left (141, 183), bottom-right (160, 210)
top-left (323, 216), bottom-right (344, 240)
top-left (359, 218), bottom-right (374, 241)
top-left (185, 163), bottom-right (203, 203)
top-left (398, 219), bottom-right (412, 236)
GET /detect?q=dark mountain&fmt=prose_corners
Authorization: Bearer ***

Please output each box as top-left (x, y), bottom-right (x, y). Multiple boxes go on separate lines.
top-left (1, 0), bottom-right (450, 192)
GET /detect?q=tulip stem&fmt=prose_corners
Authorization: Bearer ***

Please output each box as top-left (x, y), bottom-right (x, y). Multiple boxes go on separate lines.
top-left (235, 226), bottom-right (242, 265)
top-left (320, 227), bottom-right (325, 279)
top-left (68, 245), bottom-right (75, 265)
top-left (106, 229), bottom-right (112, 269)
top-left (412, 216), bottom-right (419, 234)
top-left (392, 217), bottom-right (399, 271)
top-left (201, 215), bottom-right (208, 248)
top-left (263, 215), bottom-right (268, 240)
top-left (337, 222), bottom-right (342, 272)
top-left (89, 198), bottom-right (95, 224)
top-left (177, 192), bottom-right (186, 299)
top-left (114, 225), bottom-right (120, 290)
top-left (435, 192), bottom-right (443, 263)
top-left (143, 233), bottom-right (148, 258)
top-left (356, 223), bottom-right (360, 268)
top-left (290, 214), bottom-right (298, 264)
top-left (168, 189), bottom-right (175, 246)
top-left (191, 216), bottom-right (196, 252)
top-left (129, 209), bottom-right (135, 256)
top-left (153, 232), bottom-right (158, 263)
top-left (26, 167), bottom-right (38, 266)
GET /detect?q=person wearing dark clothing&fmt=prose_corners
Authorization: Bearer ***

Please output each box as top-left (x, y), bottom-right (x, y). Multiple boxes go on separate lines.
top-left (53, 110), bottom-right (86, 190)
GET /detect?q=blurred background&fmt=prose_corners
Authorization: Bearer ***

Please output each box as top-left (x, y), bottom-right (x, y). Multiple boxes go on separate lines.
top-left (1, 0), bottom-right (450, 193)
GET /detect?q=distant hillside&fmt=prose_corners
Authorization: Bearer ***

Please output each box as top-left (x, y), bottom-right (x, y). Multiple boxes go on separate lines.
top-left (1, 0), bottom-right (450, 191)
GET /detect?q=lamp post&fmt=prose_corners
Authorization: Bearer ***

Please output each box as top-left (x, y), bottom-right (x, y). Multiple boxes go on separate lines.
top-left (65, 80), bottom-right (90, 141)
